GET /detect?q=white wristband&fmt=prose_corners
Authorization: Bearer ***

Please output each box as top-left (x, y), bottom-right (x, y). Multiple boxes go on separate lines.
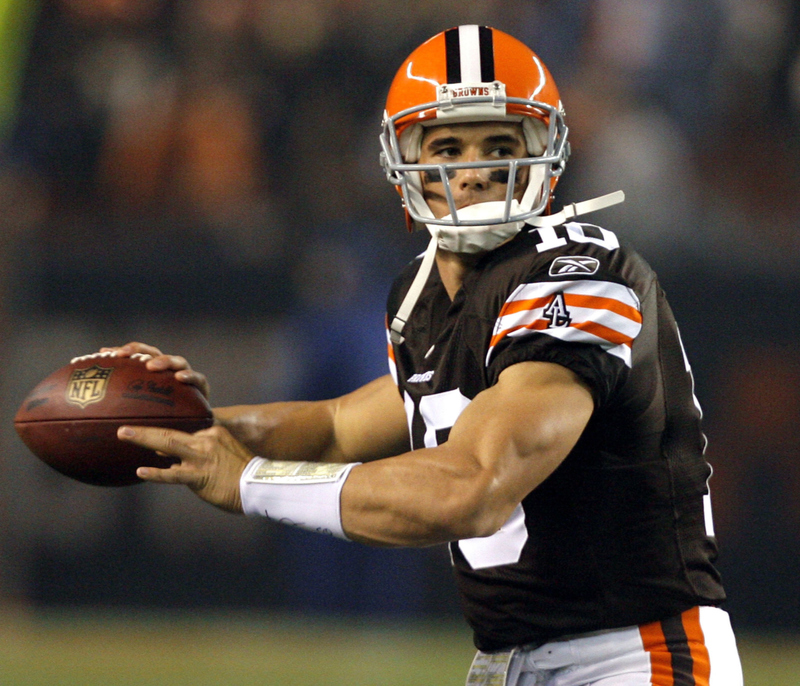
top-left (240, 457), bottom-right (360, 540)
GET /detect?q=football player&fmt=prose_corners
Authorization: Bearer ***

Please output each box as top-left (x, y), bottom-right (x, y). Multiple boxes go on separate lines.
top-left (108, 25), bottom-right (743, 686)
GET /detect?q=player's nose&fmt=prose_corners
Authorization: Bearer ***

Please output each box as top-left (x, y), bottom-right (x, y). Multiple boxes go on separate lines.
top-left (456, 166), bottom-right (490, 192)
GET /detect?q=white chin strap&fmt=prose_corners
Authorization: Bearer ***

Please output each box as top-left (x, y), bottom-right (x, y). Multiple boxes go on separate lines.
top-left (388, 190), bottom-right (625, 345)
top-left (430, 201), bottom-right (525, 254)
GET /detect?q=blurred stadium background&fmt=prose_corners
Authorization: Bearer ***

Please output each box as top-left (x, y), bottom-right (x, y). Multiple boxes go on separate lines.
top-left (0, 0), bottom-right (798, 683)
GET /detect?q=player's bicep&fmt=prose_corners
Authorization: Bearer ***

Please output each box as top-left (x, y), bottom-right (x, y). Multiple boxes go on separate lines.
top-left (447, 361), bottom-right (594, 508)
top-left (329, 374), bottom-right (409, 463)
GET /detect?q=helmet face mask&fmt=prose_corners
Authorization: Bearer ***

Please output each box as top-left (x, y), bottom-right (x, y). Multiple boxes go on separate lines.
top-left (379, 25), bottom-right (570, 244)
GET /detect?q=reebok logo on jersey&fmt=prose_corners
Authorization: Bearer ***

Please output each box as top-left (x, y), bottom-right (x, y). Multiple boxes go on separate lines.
top-left (408, 371), bottom-right (435, 383)
top-left (549, 256), bottom-right (600, 277)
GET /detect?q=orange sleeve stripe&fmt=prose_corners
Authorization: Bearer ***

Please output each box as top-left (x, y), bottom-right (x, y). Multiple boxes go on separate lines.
top-left (639, 619), bottom-right (674, 686)
top-left (387, 342), bottom-right (395, 362)
top-left (489, 318), bottom-right (633, 351)
top-left (489, 319), bottom-right (549, 348)
top-left (571, 320), bottom-right (635, 347)
top-left (564, 293), bottom-right (643, 323)
top-left (498, 296), bottom-right (554, 318)
top-left (682, 607), bottom-right (711, 686)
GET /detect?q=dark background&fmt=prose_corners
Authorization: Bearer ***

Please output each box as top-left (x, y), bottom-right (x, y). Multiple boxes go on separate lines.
top-left (1, 0), bottom-right (798, 635)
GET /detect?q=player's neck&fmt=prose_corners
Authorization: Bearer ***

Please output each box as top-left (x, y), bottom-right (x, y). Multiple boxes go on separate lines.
top-left (436, 249), bottom-right (482, 300)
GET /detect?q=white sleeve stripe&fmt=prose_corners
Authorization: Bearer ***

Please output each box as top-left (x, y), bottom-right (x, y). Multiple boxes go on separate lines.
top-left (504, 280), bottom-right (640, 311)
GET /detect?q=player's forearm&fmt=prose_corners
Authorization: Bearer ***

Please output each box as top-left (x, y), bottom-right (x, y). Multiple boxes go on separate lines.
top-left (216, 375), bottom-right (409, 465)
top-left (339, 444), bottom-right (512, 547)
top-left (214, 401), bottom-right (342, 463)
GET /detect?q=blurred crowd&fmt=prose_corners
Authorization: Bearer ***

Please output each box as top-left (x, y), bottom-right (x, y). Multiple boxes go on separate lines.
top-left (1, 0), bottom-right (799, 630)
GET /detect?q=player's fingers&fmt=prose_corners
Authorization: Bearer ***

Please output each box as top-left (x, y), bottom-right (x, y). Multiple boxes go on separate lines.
top-left (99, 346), bottom-right (210, 398)
top-left (118, 425), bottom-right (198, 461)
top-left (174, 369), bottom-right (211, 399)
top-left (100, 342), bottom-right (164, 358)
top-left (145, 354), bottom-right (191, 372)
top-left (145, 356), bottom-right (210, 399)
top-left (136, 463), bottom-right (201, 487)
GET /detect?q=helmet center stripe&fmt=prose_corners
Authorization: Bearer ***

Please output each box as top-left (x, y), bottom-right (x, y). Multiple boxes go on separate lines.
top-left (478, 26), bottom-right (495, 82)
top-left (445, 28), bottom-right (461, 83)
top-left (457, 24), bottom-right (483, 83)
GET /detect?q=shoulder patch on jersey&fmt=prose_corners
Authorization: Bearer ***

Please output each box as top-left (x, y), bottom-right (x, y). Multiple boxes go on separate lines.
top-left (487, 280), bottom-right (643, 368)
top-left (549, 256), bottom-right (600, 277)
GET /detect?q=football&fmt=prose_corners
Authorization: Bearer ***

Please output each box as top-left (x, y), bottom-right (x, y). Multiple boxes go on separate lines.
top-left (14, 352), bottom-right (214, 487)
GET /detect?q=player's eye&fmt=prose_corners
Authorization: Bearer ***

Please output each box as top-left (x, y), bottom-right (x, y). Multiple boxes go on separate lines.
top-left (488, 145), bottom-right (516, 158)
top-left (433, 146), bottom-right (461, 158)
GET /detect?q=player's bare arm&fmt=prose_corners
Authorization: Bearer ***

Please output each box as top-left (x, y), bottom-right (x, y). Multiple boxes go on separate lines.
top-left (340, 361), bottom-right (593, 546)
top-left (213, 375), bottom-right (410, 463)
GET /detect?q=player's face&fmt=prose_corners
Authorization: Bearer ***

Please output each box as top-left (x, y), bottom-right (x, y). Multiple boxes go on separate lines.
top-left (418, 121), bottom-right (530, 219)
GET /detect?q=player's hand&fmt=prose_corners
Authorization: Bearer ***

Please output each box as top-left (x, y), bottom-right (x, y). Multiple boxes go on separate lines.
top-left (100, 342), bottom-right (211, 400)
top-left (118, 424), bottom-right (252, 513)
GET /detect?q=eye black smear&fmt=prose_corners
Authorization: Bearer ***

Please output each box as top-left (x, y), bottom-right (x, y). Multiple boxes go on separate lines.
top-left (423, 169), bottom-right (523, 185)
top-left (423, 169), bottom-right (456, 183)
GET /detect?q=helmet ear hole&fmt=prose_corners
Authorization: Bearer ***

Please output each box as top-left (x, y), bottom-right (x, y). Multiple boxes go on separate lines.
top-left (522, 118), bottom-right (547, 156)
top-left (400, 124), bottom-right (424, 163)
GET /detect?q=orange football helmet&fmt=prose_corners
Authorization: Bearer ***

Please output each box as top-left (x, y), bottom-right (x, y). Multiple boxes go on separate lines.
top-left (379, 25), bottom-right (569, 234)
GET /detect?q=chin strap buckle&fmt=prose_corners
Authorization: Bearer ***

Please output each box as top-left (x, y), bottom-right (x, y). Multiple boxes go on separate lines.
top-left (389, 318), bottom-right (406, 345)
